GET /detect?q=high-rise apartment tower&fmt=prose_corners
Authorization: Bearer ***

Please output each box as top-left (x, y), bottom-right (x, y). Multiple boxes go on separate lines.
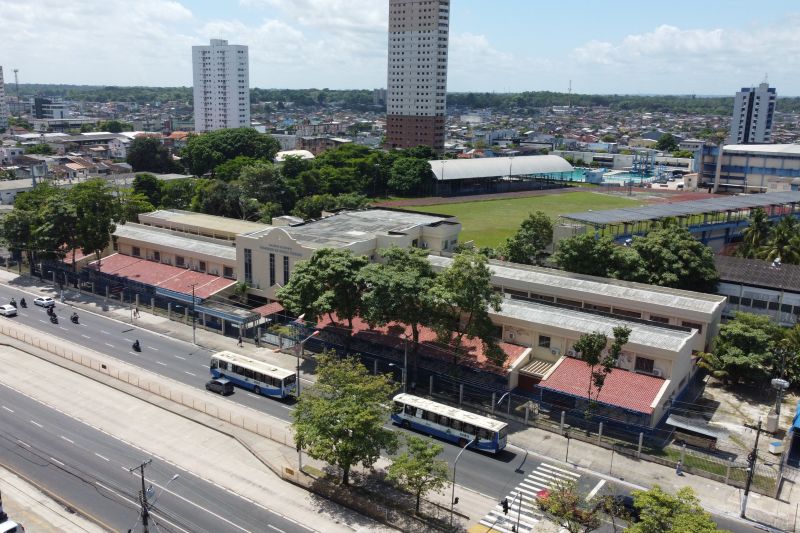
top-left (386, 0), bottom-right (450, 151)
top-left (0, 67), bottom-right (8, 131)
top-left (192, 39), bottom-right (250, 132)
top-left (728, 82), bottom-right (776, 145)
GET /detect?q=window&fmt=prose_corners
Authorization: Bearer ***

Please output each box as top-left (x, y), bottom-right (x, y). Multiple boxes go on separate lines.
top-left (199, 261), bottom-right (206, 273)
top-left (752, 299), bottom-right (768, 310)
top-left (613, 308), bottom-right (642, 319)
top-left (393, 402), bottom-right (404, 415)
top-left (176, 256), bottom-right (185, 267)
top-left (634, 357), bottom-right (655, 374)
top-left (538, 335), bottom-right (551, 348)
top-left (283, 256), bottom-right (290, 285)
top-left (649, 314), bottom-right (670, 324)
top-left (269, 253), bottom-right (276, 287)
top-left (728, 295), bottom-right (740, 305)
top-left (681, 321), bottom-right (703, 333)
top-left (244, 248), bottom-right (253, 284)
top-left (211, 358), bottom-right (218, 369)
top-left (132, 246), bottom-right (141, 257)
top-left (223, 266), bottom-right (234, 278)
top-left (218, 361), bottom-right (228, 371)
top-left (153, 251), bottom-right (160, 262)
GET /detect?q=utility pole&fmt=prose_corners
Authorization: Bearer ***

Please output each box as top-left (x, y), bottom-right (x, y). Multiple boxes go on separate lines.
top-left (740, 419), bottom-right (762, 518)
top-left (188, 283), bottom-right (198, 344)
top-left (129, 459), bottom-right (152, 533)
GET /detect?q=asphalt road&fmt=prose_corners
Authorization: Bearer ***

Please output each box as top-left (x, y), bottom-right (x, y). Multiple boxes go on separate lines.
top-left (0, 381), bottom-right (314, 533)
top-left (0, 284), bottom-right (771, 532)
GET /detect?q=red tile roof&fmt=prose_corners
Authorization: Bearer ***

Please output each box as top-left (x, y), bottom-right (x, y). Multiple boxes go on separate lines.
top-left (87, 253), bottom-right (235, 299)
top-left (316, 314), bottom-right (528, 374)
top-left (252, 301), bottom-right (284, 316)
top-left (538, 357), bottom-right (666, 414)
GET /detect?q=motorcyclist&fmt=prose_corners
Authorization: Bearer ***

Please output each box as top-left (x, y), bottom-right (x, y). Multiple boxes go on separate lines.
top-left (133, 339), bottom-right (141, 351)
top-left (10, 298), bottom-right (16, 308)
top-left (71, 312), bottom-right (79, 323)
top-left (19, 297), bottom-right (26, 308)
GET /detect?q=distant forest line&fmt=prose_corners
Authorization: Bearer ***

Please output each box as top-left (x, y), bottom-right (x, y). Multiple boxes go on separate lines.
top-left (14, 84), bottom-right (800, 115)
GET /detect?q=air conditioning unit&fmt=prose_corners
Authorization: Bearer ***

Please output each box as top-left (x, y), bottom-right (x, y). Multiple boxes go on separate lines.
top-left (652, 368), bottom-right (663, 378)
top-left (420, 242), bottom-right (429, 249)
top-left (551, 348), bottom-right (561, 356)
top-left (566, 349), bottom-right (576, 357)
top-left (508, 332), bottom-right (515, 340)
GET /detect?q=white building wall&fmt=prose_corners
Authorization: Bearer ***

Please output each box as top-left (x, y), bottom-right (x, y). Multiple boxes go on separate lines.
top-left (193, 39), bottom-right (250, 132)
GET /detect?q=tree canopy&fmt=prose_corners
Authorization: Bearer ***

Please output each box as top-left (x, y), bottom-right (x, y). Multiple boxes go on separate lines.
top-left (629, 486), bottom-right (724, 533)
top-left (293, 354), bottom-right (398, 486)
top-left (500, 211), bottom-right (553, 265)
top-left (181, 128), bottom-right (281, 176)
top-left (386, 436), bottom-right (449, 513)
top-left (126, 136), bottom-right (176, 173)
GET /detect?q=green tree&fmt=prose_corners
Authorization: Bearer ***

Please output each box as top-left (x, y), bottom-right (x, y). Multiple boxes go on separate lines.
top-left (573, 327), bottom-right (631, 414)
top-left (68, 179), bottom-right (117, 264)
top-left (388, 157), bottom-right (433, 196)
top-left (536, 479), bottom-right (600, 533)
top-left (36, 193), bottom-right (79, 264)
top-left (629, 226), bottom-right (719, 292)
top-left (132, 173), bottom-right (162, 207)
top-left (655, 133), bottom-right (679, 152)
top-left (430, 251), bottom-right (505, 366)
top-left (25, 143), bottom-right (54, 155)
top-left (758, 216), bottom-right (800, 264)
top-left (116, 190), bottom-right (155, 224)
top-left (277, 248), bottom-right (369, 330)
top-left (500, 211), bottom-right (553, 265)
top-left (126, 136), bottom-right (175, 173)
top-left (290, 193), bottom-right (369, 220)
top-left (293, 354), bottom-right (398, 486)
top-left (359, 247), bottom-right (438, 382)
top-left (628, 486), bottom-right (724, 533)
top-left (554, 234), bottom-right (622, 278)
top-left (387, 436), bottom-right (449, 513)
top-left (213, 155), bottom-right (260, 182)
top-left (279, 154), bottom-right (313, 181)
top-left (159, 178), bottom-right (197, 209)
top-left (709, 312), bottom-right (785, 385)
top-left (738, 207), bottom-right (770, 259)
top-left (99, 120), bottom-right (130, 133)
top-left (238, 161), bottom-right (295, 211)
top-left (181, 128), bottom-right (280, 176)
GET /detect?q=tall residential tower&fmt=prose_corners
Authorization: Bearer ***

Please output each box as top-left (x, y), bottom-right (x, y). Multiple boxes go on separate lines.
top-left (386, 0), bottom-right (450, 151)
top-left (728, 82), bottom-right (776, 145)
top-left (0, 67), bottom-right (9, 131)
top-left (192, 39), bottom-right (250, 132)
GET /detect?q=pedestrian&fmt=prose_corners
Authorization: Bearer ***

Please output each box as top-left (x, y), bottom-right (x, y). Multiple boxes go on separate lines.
top-left (237, 335), bottom-right (243, 347)
top-left (676, 460), bottom-right (683, 476)
top-left (255, 336), bottom-right (260, 348)
top-left (134, 306), bottom-right (140, 318)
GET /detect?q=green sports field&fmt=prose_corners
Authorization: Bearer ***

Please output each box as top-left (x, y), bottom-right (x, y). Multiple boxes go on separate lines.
top-left (405, 191), bottom-right (640, 247)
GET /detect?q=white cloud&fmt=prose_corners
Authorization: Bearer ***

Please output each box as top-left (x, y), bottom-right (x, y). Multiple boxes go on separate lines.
top-left (240, 0), bottom-right (387, 33)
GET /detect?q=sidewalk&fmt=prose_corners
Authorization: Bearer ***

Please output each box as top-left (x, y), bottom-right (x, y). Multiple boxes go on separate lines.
top-left (1, 269), bottom-right (792, 530)
top-left (0, 465), bottom-right (106, 533)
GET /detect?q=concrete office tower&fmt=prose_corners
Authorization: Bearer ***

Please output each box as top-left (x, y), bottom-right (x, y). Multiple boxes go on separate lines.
top-left (386, 0), bottom-right (450, 151)
top-left (192, 39), bottom-right (250, 132)
top-left (0, 67), bottom-right (8, 131)
top-left (728, 82), bottom-right (776, 144)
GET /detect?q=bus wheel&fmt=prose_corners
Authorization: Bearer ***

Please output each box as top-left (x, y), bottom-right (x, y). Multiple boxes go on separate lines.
top-left (401, 420), bottom-right (411, 430)
top-left (253, 386), bottom-right (261, 395)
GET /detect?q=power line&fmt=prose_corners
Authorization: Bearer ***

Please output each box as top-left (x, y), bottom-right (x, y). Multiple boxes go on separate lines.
top-left (128, 459), bottom-right (152, 533)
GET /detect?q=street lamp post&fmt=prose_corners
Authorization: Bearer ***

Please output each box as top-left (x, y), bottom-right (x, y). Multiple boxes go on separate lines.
top-left (564, 426), bottom-right (571, 463)
top-left (450, 436), bottom-right (476, 526)
top-left (388, 363), bottom-right (406, 393)
top-left (296, 330), bottom-right (319, 398)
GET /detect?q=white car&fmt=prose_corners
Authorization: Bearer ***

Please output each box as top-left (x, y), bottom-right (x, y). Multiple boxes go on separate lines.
top-left (0, 304), bottom-right (17, 317)
top-left (33, 296), bottom-right (55, 308)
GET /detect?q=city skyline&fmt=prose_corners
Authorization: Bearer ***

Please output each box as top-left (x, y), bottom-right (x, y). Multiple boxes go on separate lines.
top-left (2, 0), bottom-right (800, 95)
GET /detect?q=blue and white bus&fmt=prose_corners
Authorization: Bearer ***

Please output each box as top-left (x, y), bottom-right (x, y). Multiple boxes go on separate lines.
top-left (210, 351), bottom-right (296, 399)
top-left (391, 393), bottom-right (508, 453)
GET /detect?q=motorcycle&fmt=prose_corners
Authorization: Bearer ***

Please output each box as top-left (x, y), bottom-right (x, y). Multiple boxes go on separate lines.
top-left (19, 298), bottom-right (26, 308)
top-left (71, 313), bottom-right (79, 324)
top-left (9, 299), bottom-right (16, 309)
top-left (132, 340), bottom-right (141, 352)
top-left (50, 314), bottom-right (58, 324)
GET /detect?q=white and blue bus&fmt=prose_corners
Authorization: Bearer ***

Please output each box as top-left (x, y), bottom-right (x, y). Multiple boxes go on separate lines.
top-left (391, 393), bottom-right (508, 453)
top-left (210, 351), bottom-right (296, 399)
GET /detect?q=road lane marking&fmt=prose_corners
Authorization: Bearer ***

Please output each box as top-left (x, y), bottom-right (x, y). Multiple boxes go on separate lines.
top-left (100, 330), bottom-right (109, 335)
top-left (184, 371), bottom-right (196, 377)
top-left (104, 343), bottom-right (115, 348)
top-left (81, 334), bottom-right (91, 339)
top-left (124, 338), bottom-right (133, 343)
top-left (59, 326), bottom-right (68, 331)
top-left (587, 479), bottom-right (606, 501)
top-left (247, 393), bottom-right (259, 399)
top-left (157, 361), bottom-right (167, 366)
top-left (268, 526), bottom-right (286, 533)
top-left (17, 440), bottom-right (30, 448)
top-left (60, 435), bottom-right (74, 444)
top-left (129, 352), bottom-right (140, 356)
top-left (1, 405), bottom-right (13, 413)
top-left (94, 452), bottom-right (110, 462)
top-left (49, 457), bottom-right (65, 466)
top-left (174, 355), bottom-right (186, 360)
top-left (30, 420), bottom-right (43, 428)
top-left (148, 346), bottom-right (159, 351)
top-left (38, 319), bottom-right (47, 324)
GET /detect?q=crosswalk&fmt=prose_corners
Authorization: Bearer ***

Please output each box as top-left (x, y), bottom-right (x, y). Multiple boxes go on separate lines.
top-left (478, 462), bottom-right (581, 533)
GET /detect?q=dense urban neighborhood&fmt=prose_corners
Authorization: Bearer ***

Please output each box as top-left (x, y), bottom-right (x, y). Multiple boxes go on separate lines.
top-left (2, 2), bottom-right (800, 533)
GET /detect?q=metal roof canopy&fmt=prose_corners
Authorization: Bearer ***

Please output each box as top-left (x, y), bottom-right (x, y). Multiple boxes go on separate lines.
top-left (561, 191), bottom-right (800, 226)
top-left (429, 155), bottom-right (573, 181)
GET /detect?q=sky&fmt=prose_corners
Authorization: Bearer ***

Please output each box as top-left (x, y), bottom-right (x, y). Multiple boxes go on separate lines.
top-left (3, 0), bottom-right (800, 95)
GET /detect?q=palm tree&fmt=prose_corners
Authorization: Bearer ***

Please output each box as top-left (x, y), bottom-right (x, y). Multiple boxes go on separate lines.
top-left (738, 207), bottom-right (770, 258)
top-left (758, 216), bottom-right (800, 264)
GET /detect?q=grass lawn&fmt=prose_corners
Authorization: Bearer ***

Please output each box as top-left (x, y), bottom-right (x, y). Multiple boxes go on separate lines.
top-left (405, 191), bottom-right (641, 247)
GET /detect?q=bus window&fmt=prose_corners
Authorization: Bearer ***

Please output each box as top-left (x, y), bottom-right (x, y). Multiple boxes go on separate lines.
top-left (405, 404), bottom-right (415, 416)
top-left (439, 416), bottom-right (450, 427)
top-left (219, 361), bottom-right (228, 370)
top-left (211, 358), bottom-right (218, 369)
top-left (450, 419), bottom-right (462, 432)
top-left (499, 427), bottom-right (508, 440)
top-left (424, 411), bottom-right (437, 422)
top-left (285, 374), bottom-right (296, 385)
top-left (480, 428), bottom-right (493, 440)
top-left (463, 423), bottom-right (475, 435)
top-left (393, 402), bottom-right (404, 414)
top-left (245, 368), bottom-right (254, 379)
